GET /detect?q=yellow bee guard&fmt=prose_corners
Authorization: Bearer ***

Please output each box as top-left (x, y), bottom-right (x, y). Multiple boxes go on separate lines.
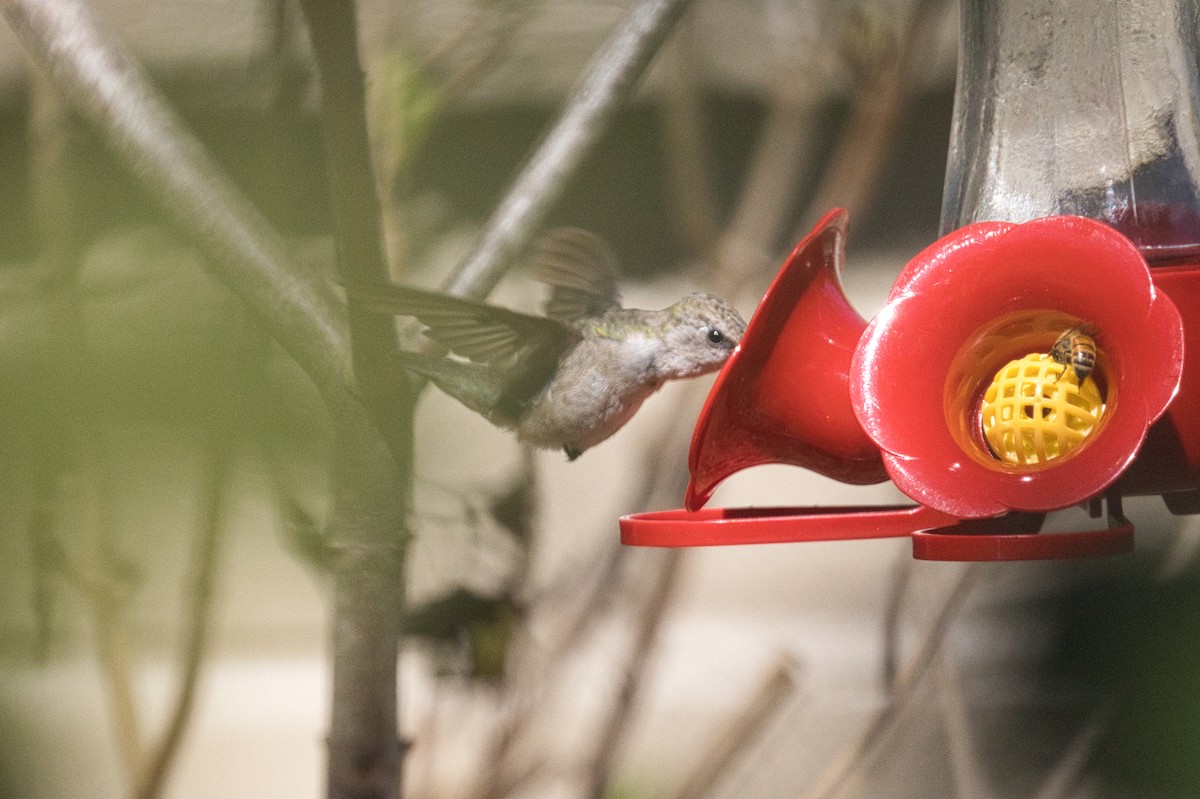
top-left (980, 353), bottom-right (1105, 466)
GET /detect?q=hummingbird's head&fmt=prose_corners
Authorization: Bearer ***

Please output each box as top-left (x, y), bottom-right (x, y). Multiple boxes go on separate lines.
top-left (657, 292), bottom-right (747, 378)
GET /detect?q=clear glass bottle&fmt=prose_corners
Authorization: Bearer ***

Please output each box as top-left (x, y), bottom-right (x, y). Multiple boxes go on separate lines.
top-left (940, 0), bottom-right (1200, 264)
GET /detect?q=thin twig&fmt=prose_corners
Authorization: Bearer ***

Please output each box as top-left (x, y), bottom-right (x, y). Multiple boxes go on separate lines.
top-left (134, 317), bottom-right (269, 799)
top-left (530, 39), bottom-right (825, 791)
top-left (798, 0), bottom-right (951, 233)
top-left (25, 67), bottom-right (79, 663)
top-left (937, 650), bottom-right (994, 799)
top-left (27, 66), bottom-right (144, 786)
top-left (444, 4), bottom-right (705, 791)
top-left (671, 654), bottom-right (803, 799)
top-left (585, 548), bottom-right (686, 799)
top-left (441, 0), bottom-right (693, 300)
top-left (90, 582), bottom-right (143, 784)
top-left (133, 431), bottom-right (232, 799)
top-left (34, 401), bottom-right (146, 791)
top-left (445, 401), bottom-right (697, 799)
top-left (881, 548), bottom-right (913, 690)
top-left (434, 9), bottom-right (524, 106)
top-left (27, 458), bottom-right (59, 663)
top-left (657, 11), bottom-right (720, 258)
top-left (801, 564), bottom-right (982, 799)
top-left (579, 397), bottom-right (700, 798)
top-left (541, 22), bottom-right (825, 666)
top-left (468, 396), bottom-right (700, 799)
top-left (70, 433), bottom-right (143, 785)
top-left (1030, 704), bottom-right (1114, 799)
top-left (716, 98), bottom-right (822, 292)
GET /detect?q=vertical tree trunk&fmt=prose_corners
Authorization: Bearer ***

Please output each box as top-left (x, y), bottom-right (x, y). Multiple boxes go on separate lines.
top-left (294, 2), bottom-right (414, 796)
top-left (325, 418), bottom-right (409, 799)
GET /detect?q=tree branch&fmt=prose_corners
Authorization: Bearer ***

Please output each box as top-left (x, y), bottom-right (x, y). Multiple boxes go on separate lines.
top-left (296, 0), bottom-right (412, 439)
top-left (134, 423), bottom-right (232, 799)
top-left (937, 650), bottom-right (994, 799)
top-left (442, 0), bottom-right (693, 300)
top-left (293, 2), bottom-right (414, 798)
top-left (657, 12), bottom-right (720, 258)
top-left (134, 317), bottom-right (270, 799)
top-left (671, 655), bottom-right (802, 799)
top-left (798, 0), bottom-right (951, 232)
top-left (585, 548), bottom-right (686, 799)
top-left (801, 564), bottom-right (982, 799)
top-left (2, 0), bottom-right (355, 408)
top-left (1031, 704), bottom-right (1113, 799)
top-left (881, 548), bottom-right (913, 690)
top-left (27, 66), bottom-right (145, 788)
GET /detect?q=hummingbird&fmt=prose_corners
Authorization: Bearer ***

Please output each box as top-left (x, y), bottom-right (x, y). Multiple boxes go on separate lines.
top-left (350, 229), bottom-right (747, 460)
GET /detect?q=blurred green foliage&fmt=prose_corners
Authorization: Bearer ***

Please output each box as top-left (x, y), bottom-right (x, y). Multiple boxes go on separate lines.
top-left (0, 225), bottom-right (334, 658)
top-left (1048, 556), bottom-right (1200, 794)
top-left (372, 51), bottom-right (444, 177)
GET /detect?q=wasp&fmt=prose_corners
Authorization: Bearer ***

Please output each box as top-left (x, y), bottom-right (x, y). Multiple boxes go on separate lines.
top-left (1049, 323), bottom-right (1099, 383)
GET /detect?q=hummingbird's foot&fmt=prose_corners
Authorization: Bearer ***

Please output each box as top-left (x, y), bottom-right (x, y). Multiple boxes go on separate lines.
top-left (563, 445), bottom-right (582, 461)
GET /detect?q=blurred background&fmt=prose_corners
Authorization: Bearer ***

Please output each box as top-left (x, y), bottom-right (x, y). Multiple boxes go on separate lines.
top-left (0, 1), bottom-right (1198, 797)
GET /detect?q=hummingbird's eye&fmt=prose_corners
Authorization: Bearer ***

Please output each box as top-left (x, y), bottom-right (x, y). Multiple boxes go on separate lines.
top-left (706, 328), bottom-right (725, 345)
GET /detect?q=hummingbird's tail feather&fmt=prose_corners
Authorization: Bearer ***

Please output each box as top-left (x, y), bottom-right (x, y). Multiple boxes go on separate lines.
top-left (392, 350), bottom-right (521, 429)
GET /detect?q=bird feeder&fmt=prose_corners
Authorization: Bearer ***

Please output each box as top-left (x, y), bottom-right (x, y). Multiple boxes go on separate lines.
top-left (621, 0), bottom-right (1200, 560)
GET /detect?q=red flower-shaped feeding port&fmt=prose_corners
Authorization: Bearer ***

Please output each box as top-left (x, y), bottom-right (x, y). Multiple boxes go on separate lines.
top-left (850, 215), bottom-right (1185, 519)
top-left (624, 209), bottom-right (959, 550)
top-left (685, 208), bottom-right (887, 512)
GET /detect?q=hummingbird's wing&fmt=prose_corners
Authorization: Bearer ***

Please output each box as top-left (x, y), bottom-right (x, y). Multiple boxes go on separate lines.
top-left (532, 228), bottom-right (621, 322)
top-left (347, 281), bottom-right (579, 365)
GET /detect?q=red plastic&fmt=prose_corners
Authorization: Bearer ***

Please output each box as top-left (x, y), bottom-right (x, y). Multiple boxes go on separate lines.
top-left (1144, 265), bottom-right (1200, 475)
top-left (620, 504), bottom-right (1134, 560)
top-left (685, 208), bottom-right (887, 511)
top-left (912, 524), bottom-right (1134, 561)
top-left (850, 215), bottom-right (1185, 518)
top-left (620, 504), bottom-right (956, 547)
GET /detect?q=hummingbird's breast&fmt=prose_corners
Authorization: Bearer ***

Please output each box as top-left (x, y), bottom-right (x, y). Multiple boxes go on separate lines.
top-left (514, 332), bottom-right (665, 454)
